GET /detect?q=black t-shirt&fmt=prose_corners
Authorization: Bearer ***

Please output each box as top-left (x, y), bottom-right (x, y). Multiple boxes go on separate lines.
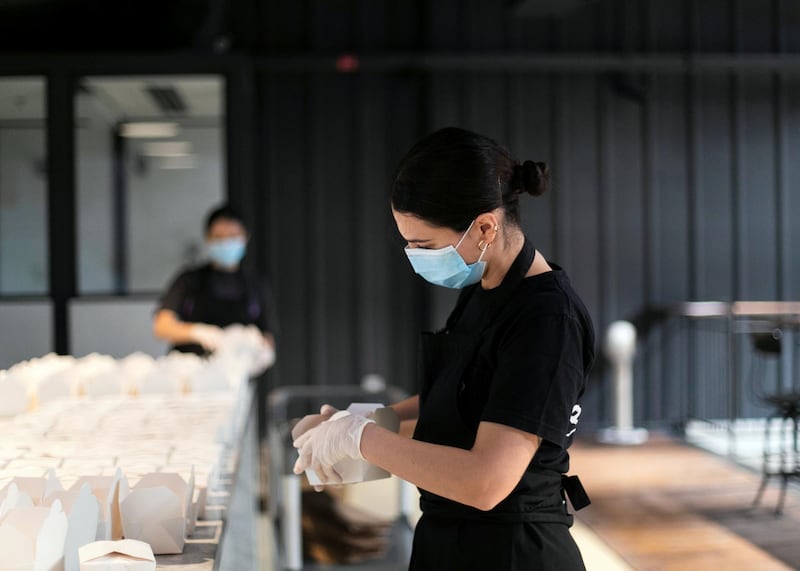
top-left (448, 263), bottom-right (595, 474)
top-left (157, 263), bottom-right (276, 354)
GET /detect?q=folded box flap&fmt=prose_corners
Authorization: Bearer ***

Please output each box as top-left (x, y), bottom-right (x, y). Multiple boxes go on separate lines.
top-left (79, 539), bottom-right (155, 562)
top-left (135, 473), bottom-right (187, 499)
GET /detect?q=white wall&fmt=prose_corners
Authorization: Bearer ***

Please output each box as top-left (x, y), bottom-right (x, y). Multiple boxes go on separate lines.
top-left (0, 302), bottom-right (52, 369)
top-left (0, 128), bottom-right (48, 295)
top-left (126, 127), bottom-right (224, 292)
top-left (76, 95), bottom-right (115, 293)
top-left (76, 115), bottom-right (224, 292)
top-left (69, 298), bottom-right (167, 358)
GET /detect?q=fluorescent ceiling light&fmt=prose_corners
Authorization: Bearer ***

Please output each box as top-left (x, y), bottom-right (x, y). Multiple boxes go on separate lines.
top-left (119, 122), bottom-right (179, 138)
top-left (142, 141), bottom-right (192, 156)
top-left (158, 155), bottom-right (198, 170)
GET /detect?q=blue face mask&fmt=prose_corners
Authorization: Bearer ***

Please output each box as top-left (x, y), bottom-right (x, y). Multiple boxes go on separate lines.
top-left (404, 220), bottom-right (487, 289)
top-left (207, 237), bottom-right (246, 268)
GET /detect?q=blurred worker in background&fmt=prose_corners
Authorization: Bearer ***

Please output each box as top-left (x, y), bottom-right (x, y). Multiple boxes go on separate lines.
top-left (153, 203), bottom-right (276, 357)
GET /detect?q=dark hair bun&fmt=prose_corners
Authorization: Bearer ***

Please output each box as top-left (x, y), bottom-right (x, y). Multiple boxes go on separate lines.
top-left (512, 160), bottom-right (549, 197)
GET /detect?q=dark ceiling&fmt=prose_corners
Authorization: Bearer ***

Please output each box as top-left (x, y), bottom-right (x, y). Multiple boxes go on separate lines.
top-left (0, 0), bottom-right (235, 52)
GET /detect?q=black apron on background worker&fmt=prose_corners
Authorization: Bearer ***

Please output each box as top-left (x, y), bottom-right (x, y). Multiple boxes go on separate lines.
top-left (157, 263), bottom-right (272, 355)
top-left (411, 238), bottom-right (591, 571)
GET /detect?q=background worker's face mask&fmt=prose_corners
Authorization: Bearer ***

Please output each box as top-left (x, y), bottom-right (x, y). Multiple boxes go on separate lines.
top-left (207, 237), bottom-right (246, 268)
top-left (404, 220), bottom-right (487, 289)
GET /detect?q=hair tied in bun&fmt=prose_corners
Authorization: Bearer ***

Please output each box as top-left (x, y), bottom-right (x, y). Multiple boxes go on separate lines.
top-left (515, 160), bottom-right (550, 197)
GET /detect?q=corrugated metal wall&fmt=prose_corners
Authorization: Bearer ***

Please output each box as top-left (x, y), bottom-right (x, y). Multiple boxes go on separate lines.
top-left (255, 0), bottom-right (800, 429)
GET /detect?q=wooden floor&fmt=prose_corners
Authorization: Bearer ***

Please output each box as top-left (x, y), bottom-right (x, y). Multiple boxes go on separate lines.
top-left (570, 433), bottom-right (800, 571)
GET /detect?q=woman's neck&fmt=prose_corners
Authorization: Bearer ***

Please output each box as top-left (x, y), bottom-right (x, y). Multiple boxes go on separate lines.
top-left (210, 262), bottom-right (239, 273)
top-left (479, 230), bottom-right (525, 290)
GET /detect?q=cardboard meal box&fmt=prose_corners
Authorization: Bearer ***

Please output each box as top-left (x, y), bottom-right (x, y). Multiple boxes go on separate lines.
top-left (119, 468), bottom-right (194, 555)
top-left (0, 499), bottom-right (69, 571)
top-left (303, 404), bottom-right (400, 486)
top-left (0, 468), bottom-right (63, 506)
top-left (78, 539), bottom-right (155, 570)
top-left (44, 483), bottom-right (101, 571)
top-left (70, 468), bottom-right (129, 542)
top-left (0, 370), bottom-right (28, 417)
top-left (0, 483), bottom-right (35, 519)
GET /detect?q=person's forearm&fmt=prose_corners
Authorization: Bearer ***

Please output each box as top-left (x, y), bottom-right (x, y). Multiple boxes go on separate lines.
top-left (360, 424), bottom-right (502, 511)
top-left (153, 310), bottom-right (195, 344)
top-left (389, 395), bottom-right (419, 421)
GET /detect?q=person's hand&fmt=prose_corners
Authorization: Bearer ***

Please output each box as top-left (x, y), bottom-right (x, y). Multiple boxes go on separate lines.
top-left (290, 404), bottom-right (338, 441)
top-left (292, 410), bottom-right (375, 489)
top-left (188, 323), bottom-right (225, 352)
top-left (249, 340), bottom-right (276, 375)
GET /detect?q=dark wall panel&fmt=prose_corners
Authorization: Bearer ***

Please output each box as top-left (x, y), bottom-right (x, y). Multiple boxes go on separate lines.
top-left (651, 75), bottom-right (690, 305)
top-left (251, 0), bottom-right (800, 429)
top-left (463, 0), bottom-right (507, 50)
top-left (557, 76), bottom-right (604, 421)
top-left (262, 1), bottom-right (307, 50)
top-left (263, 75), bottom-right (312, 387)
top-left (511, 74), bottom-right (555, 256)
top-left (556, 2), bottom-right (603, 51)
top-left (310, 0), bottom-right (354, 50)
top-left (696, 76), bottom-right (735, 300)
top-left (649, 0), bottom-right (688, 52)
top-left (354, 76), bottom-right (389, 376)
top-left (383, 75), bottom-right (428, 391)
top-left (259, 71), bottom-right (423, 392)
top-left (649, 75), bottom-right (691, 422)
top-left (607, 80), bottom-right (645, 322)
top-left (558, 76), bottom-right (601, 321)
top-left (695, 0), bottom-right (734, 51)
top-left (785, 0), bottom-right (800, 53)
top-left (309, 76), bottom-right (356, 384)
top-left (427, 0), bottom-right (462, 50)
top-left (740, 0), bottom-right (775, 53)
top-left (739, 74), bottom-right (778, 299)
top-left (464, 74), bottom-right (506, 145)
top-left (786, 77), bottom-right (800, 300)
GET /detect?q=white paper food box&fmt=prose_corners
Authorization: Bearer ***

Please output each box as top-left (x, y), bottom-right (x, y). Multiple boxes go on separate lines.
top-left (304, 403), bottom-right (400, 486)
top-left (0, 483), bottom-right (35, 519)
top-left (70, 468), bottom-right (128, 541)
top-left (79, 539), bottom-right (155, 570)
top-left (44, 483), bottom-right (101, 571)
top-left (0, 468), bottom-right (63, 506)
top-left (119, 468), bottom-right (194, 555)
top-left (0, 499), bottom-right (69, 571)
top-left (0, 370), bottom-right (28, 417)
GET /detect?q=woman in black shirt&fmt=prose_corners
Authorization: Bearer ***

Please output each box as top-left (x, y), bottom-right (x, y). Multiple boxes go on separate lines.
top-left (153, 204), bottom-right (275, 356)
top-left (293, 128), bottom-right (595, 570)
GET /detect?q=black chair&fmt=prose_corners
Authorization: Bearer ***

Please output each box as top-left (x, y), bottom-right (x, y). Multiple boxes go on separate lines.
top-left (750, 328), bottom-right (800, 516)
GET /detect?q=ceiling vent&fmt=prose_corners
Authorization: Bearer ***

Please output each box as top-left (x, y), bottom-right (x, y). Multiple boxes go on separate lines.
top-left (145, 85), bottom-right (188, 115)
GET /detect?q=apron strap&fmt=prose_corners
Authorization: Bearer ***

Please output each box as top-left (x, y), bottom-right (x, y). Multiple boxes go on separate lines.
top-left (561, 474), bottom-right (591, 511)
top-left (420, 498), bottom-right (573, 525)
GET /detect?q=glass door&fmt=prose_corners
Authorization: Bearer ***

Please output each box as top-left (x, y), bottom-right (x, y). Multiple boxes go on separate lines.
top-left (73, 75), bottom-right (226, 357)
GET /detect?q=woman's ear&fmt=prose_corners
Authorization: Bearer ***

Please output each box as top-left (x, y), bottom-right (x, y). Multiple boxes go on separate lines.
top-left (475, 213), bottom-right (500, 242)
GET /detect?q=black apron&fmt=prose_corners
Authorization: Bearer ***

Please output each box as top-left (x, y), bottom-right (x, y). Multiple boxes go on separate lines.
top-left (172, 265), bottom-right (262, 355)
top-left (409, 238), bottom-right (588, 571)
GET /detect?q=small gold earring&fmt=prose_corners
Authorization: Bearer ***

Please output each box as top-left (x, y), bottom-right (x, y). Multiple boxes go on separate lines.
top-left (478, 239), bottom-right (487, 251)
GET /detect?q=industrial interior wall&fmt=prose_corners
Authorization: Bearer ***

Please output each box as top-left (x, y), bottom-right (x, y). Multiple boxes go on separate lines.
top-left (253, 0), bottom-right (800, 428)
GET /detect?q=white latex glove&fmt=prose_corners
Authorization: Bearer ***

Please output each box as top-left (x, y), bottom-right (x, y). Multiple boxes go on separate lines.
top-left (188, 323), bottom-right (225, 352)
top-left (290, 404), bottom-right (338, 441)
top-left (249, 341), bottom-right (276, 375)
top-left (293, 410), bottom-right (375, 488)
